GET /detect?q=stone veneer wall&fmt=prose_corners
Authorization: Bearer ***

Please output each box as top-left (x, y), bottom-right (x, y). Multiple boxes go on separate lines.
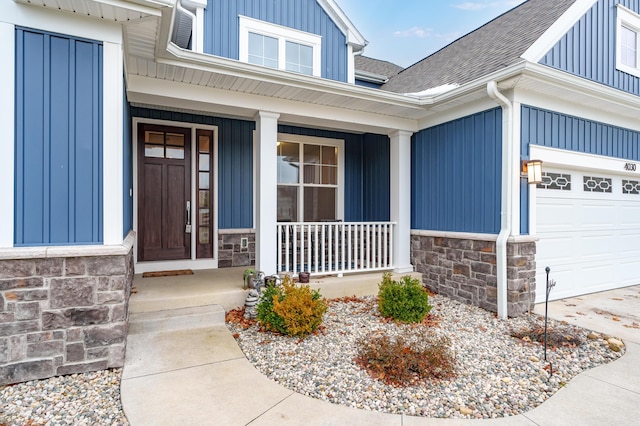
top-left (411, 232), bottom-right (537, 317)
top-left (0, 233), bottom-right (135, 385)
top-left (218, 230), bottom-right (255, 268)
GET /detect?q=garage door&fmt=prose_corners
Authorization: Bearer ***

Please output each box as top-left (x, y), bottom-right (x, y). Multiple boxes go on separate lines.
top-left (535, 169), bottom-right (640, 303)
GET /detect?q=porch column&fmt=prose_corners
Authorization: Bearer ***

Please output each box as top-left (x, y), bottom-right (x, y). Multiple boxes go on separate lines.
top-left (389, 130), bottom-right (414, 273)
top-left (255, 111), bottom-right (280, 274)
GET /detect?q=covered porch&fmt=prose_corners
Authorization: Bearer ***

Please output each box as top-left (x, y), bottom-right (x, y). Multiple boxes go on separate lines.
top-left (128, 267), bottom-right (422, 314)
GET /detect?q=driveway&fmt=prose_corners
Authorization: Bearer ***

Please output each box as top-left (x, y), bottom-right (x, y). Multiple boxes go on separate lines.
top-left (533, 284), bottom-right (640, 344)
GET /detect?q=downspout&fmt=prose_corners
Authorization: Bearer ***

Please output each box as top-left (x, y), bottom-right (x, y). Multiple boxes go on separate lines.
top-left (487, 81), bottom-right (512, 319)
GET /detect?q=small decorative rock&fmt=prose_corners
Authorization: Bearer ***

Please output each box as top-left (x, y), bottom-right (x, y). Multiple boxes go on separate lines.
top-left (460, 407), bottom-right (473, 416)
top-left (529, 356), bottom-right (540, 363)
top-left (587, 332), bottom-right (600, 340)
top-left (607, 338), bottom-right (624, 352)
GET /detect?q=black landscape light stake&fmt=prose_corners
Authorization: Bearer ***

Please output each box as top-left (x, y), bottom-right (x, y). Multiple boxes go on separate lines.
top-left (544, 266), bottom-right (556, 377)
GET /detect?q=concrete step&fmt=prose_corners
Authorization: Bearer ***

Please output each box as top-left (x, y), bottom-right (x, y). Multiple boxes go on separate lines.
top-left (128, 304), bottom-right (226, 335)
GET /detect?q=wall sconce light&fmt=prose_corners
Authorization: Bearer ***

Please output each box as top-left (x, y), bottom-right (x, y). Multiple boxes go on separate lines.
top-left (522, 159), bottom-right (543, 184)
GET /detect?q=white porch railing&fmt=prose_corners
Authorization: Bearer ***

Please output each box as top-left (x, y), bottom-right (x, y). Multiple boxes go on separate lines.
top-left (277, 222), bottom-right (396, 276)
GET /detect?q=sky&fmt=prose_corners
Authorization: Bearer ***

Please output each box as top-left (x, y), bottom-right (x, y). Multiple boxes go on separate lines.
top-left (336, 0), bottom-right (527, 68)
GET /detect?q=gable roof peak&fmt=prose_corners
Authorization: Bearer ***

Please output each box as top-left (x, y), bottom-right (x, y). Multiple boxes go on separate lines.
top-left (381, 0), bottom-right (578, 94)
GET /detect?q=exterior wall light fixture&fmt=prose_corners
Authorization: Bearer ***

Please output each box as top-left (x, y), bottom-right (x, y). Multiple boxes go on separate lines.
top-left (522, 159), bottom-right (543, 184)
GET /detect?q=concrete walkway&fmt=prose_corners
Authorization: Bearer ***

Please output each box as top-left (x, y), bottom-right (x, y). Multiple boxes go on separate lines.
top-left (121, 285), bottom-right (640, 425)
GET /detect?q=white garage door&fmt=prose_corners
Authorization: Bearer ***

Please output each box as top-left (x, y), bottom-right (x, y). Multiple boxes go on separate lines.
top-left (535, 169), bottom-right (640, 303)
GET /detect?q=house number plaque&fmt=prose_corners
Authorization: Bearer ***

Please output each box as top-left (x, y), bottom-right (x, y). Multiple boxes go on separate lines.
top-left (624, 163), bottom-right (637, 172)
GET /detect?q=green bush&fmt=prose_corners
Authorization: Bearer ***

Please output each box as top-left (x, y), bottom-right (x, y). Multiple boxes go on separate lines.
top-left (355, 330), bottom-right (455, 386)
top-left (256, 275), bottom-right (327, 338)
top-left (377, 272), bottom-right (432, 323)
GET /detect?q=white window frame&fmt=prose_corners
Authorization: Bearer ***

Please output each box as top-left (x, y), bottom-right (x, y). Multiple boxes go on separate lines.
top-left (276, 133), bottom-right (344, 222)
top-left (239, 15), bottom-right (322, 77)
top-left (616, 5), bottom-right (640, 78)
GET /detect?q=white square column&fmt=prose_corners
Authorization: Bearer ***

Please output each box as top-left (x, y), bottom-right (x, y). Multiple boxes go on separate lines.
top-left (255, 111), bottom-right (280, 274)
top-left (0, 22), bottom-right (15, 248)
top-left (389, 130), bottom-right (414, 273)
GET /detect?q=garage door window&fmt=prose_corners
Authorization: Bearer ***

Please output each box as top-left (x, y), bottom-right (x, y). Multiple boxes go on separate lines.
top-left (537, 172), bottom-right (571, 190)
top-left (583, 176), bottom-right (612, 193)
top-left (622, 179), bottom-right (640, 194)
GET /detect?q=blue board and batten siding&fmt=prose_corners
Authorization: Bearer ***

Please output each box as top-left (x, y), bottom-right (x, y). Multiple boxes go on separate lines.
top-left (14, 28), bottom-right (103, 246)
top-left (412, 109), bottom-right (502, 234)
top-left (129, 109), bottom-right (390, 228)
top-left (520, 104), bottom-right (640, 233)
top-left (540, 0), bottom-right (640, 95)
top-left (203, 0), bottom-right (348, 82)
top-left (521, 105), bottom-right (640, 160)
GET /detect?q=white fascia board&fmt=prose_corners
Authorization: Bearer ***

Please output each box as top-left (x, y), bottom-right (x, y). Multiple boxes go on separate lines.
top-left (518, 62), bottom-right (640, 118)
top-left (354, 70), bottom-right (388, 84)
top-left (126, 74), bottom-right (418, 132)
top-left (513, 84), bottom-right (640, 133)
top-left (316, 0), bottom-right (367, 49)
top-left (420, 60), bottom-right (640, 131)
top-left (530, 145), bottom-right (640, 177)
top-left (0, 22), bottom-right (15, 248)
top-left (521, 0), bottom-right (598, 63)
top-left (159, 43), bottom-right (420, 108)
top-left (2, 1), bottom-right (123, 43)
top-left (418, 97), bottom-right (499, 130)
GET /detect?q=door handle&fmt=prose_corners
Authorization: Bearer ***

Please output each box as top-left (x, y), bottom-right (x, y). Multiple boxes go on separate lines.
top-left (185, 201), bottom-right (192, 233)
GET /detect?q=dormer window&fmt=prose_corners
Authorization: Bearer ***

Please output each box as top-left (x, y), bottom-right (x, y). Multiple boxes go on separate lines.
top-left (239, 16), bottom-right (321, 77)
top-left (616, 5), bottom-right (640, 77)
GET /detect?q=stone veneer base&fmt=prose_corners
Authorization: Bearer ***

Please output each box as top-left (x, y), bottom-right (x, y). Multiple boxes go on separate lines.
top-left (0, 232), bottom-right (135, 385)
top-left (217, 230), bottom-right (255, 269)
top-left (411, 232), bottom-right (537, 317)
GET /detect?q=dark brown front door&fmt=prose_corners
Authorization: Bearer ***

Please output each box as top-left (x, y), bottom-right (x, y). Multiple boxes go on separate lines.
top-left (138, 124), bottom-right (191, 261)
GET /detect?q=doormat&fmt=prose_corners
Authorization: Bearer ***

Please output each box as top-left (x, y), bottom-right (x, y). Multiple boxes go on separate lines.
top-left (142, 269), bottom-right (194, 278)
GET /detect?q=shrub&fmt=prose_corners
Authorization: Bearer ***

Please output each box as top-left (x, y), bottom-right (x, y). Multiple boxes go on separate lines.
top-left (257, 275), bottom-right (327, 338)
top-left (355, 330), bottom-right (455, 386)
top-left (377, 272), bottom-right (432, 323)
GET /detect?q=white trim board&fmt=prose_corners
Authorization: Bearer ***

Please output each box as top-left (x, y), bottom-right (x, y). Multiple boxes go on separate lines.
top-left (521, 0), bottom-right (598, 63)
top-left (132, 117), bottom-right (219, 271)
top-left (530, 145), bottom-right (640, 177)
top-left (103, 41), bottom-right (124, 245)
top-left (0, 22), bottom-right (15, 248)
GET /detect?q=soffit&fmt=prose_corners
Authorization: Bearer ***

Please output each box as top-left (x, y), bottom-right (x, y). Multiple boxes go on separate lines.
top-left (14, 0), bottom-right (163, 21)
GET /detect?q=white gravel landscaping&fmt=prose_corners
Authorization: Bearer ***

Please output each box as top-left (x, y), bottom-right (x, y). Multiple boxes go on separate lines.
top-left (228, 294), bottom-right (623, 419)
top-left (0, 369), bottom-right (128, 425)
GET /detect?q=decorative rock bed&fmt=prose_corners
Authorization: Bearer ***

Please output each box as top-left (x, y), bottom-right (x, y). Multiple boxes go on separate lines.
top-left (227, 294), bottom-right (624, 419)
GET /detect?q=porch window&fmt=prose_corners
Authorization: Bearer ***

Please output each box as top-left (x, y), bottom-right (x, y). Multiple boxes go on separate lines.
top-left (617, 5), bottom-right (640, 77)
top-left (277, 138), bottom-right (341, 222)
top-left (239, 16), bottom-right (321, 77)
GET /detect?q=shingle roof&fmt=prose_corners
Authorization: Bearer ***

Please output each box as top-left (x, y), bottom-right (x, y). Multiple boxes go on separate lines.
top-left (354, 55), bottom-right (404, 79)
top-left (381, 0), bottom-right (577, 94)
